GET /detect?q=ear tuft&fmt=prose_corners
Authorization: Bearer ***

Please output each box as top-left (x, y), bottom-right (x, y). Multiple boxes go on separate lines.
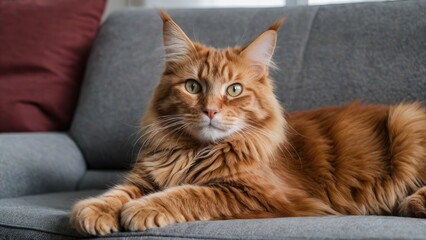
top-left (158, 9), bottom-right (172, 23)
top-left (268, 17), bottom-right (286, 32)
top-left (158, 9), bottom-right (195, 63)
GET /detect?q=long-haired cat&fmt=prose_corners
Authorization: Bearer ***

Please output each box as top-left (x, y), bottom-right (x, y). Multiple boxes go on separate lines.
top-left (71, 10), bottom-right (426, 236)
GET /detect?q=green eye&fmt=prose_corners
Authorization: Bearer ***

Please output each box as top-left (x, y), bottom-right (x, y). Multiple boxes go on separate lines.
top-left (185, 79), bottom-right (201, 94)
top-left (226, 83), bottom-right (243, 97)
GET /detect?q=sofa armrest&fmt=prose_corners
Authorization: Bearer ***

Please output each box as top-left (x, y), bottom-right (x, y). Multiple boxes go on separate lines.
top-left (0, 133), bottom-right (86, 199)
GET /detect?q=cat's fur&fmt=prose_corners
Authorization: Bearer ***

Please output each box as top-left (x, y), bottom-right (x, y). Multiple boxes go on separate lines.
top-left (71, 11), bottom-right (426, 236)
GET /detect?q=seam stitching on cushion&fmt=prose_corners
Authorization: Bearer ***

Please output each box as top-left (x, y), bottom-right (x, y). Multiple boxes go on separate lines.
top-left (66, 133), bottom-right (89, 191)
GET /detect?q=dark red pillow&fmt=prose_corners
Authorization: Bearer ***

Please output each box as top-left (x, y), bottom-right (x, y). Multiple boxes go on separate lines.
top-left (0, 0), bottom-right (106, 132)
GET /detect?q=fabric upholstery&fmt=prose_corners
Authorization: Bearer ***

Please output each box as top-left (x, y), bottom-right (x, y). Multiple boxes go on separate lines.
top-left (282, 0), bottom-right (426, 110)
top-left (0, 190), bottom-right (425, 239)
top-left (0, 0), bottom-right (105, 132)
top-left (0, 133), bottom-right (86, 199)
top-left (77, 170), bottom-right (126, 190)
top-left (0, 190), bottom-right (99, 240)
top-left (70, 0), bottom-right (426, 170)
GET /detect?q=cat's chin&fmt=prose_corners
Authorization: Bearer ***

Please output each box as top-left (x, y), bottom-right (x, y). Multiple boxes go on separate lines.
top-left (187, 115), bottom-right (244, 143)
top-left (191, 125), bottom-right (240, 143)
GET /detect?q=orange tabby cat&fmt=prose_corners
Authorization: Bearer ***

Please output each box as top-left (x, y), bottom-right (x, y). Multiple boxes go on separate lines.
top-left (71, 10), bottom-right (426, 236)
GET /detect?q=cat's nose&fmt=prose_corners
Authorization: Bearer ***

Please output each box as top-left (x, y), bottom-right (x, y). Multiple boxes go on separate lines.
top-left (204, 109), bottom-right (219, 120)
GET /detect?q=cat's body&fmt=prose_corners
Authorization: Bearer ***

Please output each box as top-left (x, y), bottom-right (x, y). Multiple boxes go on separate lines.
top-left (71, 11), bottom-right (426, 236)
top-left (283, 102), bottom-right (426, 216)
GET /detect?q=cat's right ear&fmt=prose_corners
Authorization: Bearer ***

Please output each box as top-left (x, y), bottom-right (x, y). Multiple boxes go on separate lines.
top-left (159, 10), bottom-right (195, 63)
top-left (240, 17), bottom-right (285, 76)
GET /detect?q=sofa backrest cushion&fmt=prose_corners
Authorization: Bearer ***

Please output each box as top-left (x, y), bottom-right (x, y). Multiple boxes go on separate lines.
top-left (0, 0), bottom-right (105, 132)
top-left (70, 1), bottom-right (426, 170)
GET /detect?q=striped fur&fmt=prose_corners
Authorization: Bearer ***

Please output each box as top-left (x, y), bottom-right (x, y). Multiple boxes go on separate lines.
top-left (70, 11), bottom-right (426, 236)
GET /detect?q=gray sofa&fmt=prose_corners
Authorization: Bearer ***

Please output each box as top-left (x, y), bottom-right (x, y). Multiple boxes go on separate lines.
top-left (1, 0), bottom-right (425, 239)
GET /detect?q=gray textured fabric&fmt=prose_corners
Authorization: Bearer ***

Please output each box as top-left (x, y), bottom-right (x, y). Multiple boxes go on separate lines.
top-left (77, 170), bottom-right (126, 190)
top-left (0, 227), bottom-right (76, 240)
top-left (69, 6), bottom-right (319, 169)
top-left (0, 133), bottom-right (86, 199)
top-left (0, 190), bottom-right (425, 239)
top-left (281, 0), bottom-right (426, 110)
top-left (0, 190), bottom-right (99, 240)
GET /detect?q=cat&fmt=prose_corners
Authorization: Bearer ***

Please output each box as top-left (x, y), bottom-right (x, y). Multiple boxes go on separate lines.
top-left (70, 10), bottom-right (426, 236)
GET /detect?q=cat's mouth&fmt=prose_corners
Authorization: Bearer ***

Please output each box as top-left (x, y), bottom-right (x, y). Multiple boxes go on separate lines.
top-left (207, 122), bottom-right (227, 131)
top-left (187, 120), bottom-right (235, 142)
top-left (186, 115), bottom-right (243, 142)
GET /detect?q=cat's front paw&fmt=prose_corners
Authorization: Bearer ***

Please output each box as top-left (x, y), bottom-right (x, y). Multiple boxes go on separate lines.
top-left (403, 187), bottom-right (426, 218)
top-left (121, 199), bottom-right (176, 231)
top-left (70, 198), bottom-right (120, 236)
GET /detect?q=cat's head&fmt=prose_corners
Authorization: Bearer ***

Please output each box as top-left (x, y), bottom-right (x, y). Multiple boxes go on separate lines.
top-left (149, 10), bottom-right (285, 143)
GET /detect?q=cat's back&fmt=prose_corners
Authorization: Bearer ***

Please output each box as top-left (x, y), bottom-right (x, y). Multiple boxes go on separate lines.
top-left (279, 101), bottom-right (426, 215)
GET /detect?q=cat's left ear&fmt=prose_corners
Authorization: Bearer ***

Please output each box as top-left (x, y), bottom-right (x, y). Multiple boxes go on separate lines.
top-left (159, 10), bottom-right (196, 63)
top-left (240, 17), bottom-right (286, 76)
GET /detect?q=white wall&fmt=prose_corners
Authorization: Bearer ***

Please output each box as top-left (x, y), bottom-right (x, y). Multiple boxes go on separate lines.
top-left (103, 0), bottom-right (397, 20)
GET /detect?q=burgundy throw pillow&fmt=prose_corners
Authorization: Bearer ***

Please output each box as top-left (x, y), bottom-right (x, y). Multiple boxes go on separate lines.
top-left (0, 0), bottom-right (106, 132)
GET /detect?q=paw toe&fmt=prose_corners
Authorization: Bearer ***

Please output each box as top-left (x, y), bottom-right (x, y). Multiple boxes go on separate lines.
top-left (71, 199), bottom-right (119, 236)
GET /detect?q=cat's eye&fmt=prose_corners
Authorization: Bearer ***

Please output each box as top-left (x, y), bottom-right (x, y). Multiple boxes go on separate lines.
top-left (226, 83), bottom-right (243, 97)
top-left (185, 79), bottom-right (202, 94)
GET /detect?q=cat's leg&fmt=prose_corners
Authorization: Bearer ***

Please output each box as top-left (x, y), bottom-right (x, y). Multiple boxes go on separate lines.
top-left (120, 184), bottom-right (282, 232)
top-left (398, 186), bottom-right (426, 218)
top-left (70, 184), bottom-right (144, 236)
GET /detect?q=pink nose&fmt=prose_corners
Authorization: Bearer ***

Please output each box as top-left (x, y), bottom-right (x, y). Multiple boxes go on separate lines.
top-left (204, 109), bottom-right (218, 120)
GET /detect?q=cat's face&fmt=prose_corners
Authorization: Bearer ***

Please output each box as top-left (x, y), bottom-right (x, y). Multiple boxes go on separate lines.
top-left (151, 11), bottom-right (284, 143)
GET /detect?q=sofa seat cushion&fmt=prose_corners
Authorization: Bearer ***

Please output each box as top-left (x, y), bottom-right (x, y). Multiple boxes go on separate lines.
top-left (0, 190), bottom-right (425, 239)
